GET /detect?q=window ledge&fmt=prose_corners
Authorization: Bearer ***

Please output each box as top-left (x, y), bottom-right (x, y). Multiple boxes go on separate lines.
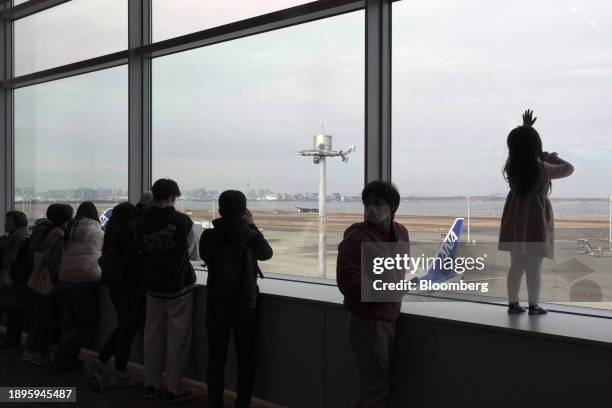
top-left (194, 269), bottom-right (612, 348)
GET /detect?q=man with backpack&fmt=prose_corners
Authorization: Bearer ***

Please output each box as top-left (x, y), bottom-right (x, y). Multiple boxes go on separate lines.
top-left (139, 179), bottom-right (200, 403)
top-left (199, 190), bottom-right (273, 408)
top-left (0, 211), bottom-right (30, 353)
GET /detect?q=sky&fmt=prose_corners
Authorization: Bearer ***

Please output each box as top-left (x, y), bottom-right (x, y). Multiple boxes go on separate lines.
top-left (12, 0), bottom-right (612, 198)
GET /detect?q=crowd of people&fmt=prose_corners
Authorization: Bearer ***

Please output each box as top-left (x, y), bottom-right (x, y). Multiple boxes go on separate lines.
top-left (0, 110), bottom-right (574, 408)
top-left (0, 179), bottom-right (273, 407)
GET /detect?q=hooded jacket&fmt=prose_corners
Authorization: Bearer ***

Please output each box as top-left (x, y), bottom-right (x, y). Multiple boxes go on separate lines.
top-left (336, 220), bottom-right (410, 321)
top-left (138, 206), bottom-right (200, 298)
top-left (59, 217), bottom-right (104, 283)
top-left (199, 217), bottom-right (273, 300)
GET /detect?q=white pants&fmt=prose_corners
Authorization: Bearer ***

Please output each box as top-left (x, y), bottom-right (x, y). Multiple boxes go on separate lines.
top-left (507, 253), bottom-right (543, 305)
top-left (144, 291), bottom-right (194, 394)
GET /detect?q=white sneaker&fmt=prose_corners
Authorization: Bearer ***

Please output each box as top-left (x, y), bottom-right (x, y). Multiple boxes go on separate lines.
top-left (84, 358), bottom-right (111, 391)
top-left (29, 351), bottom-right (50, 367)
top-left (22, 349), bottom-right (35, 363)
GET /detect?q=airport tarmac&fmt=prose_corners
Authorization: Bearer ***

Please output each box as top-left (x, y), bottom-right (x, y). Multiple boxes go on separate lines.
top-left (21, 203), bottom-right (612, 310)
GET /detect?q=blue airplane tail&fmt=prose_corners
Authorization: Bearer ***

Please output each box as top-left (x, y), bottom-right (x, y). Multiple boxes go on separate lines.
top-left (412, 218), bottom-right (464, 284)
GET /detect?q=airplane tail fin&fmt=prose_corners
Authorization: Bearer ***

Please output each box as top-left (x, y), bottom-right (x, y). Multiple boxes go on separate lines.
top-left (412, 218), bottom-right (464, 284)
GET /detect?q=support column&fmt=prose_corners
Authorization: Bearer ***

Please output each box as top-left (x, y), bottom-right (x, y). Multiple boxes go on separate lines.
top-left (128, 0), bottom-right (152, 204)
top-left (364, 0), bottom-right (392, 185)
top-left (0, 1), bottom-right (14, 234)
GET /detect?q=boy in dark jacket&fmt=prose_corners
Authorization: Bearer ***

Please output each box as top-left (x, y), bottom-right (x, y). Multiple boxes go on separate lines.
top-left (199, 190), bottom-right (273, 408)
top-left (336, 181), bottom-right (409, 408)
top-left (140, 179), bottom-right (200, 403)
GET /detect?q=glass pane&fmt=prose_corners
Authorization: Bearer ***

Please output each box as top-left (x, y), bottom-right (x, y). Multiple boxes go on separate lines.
top-left (14, 66), bottom-right (128, 221)
top-left (14, 0), bottom-right (127, 76)
top-left (153, 0), bottom-right (311, 42)
top-left (153, 12), bottom-right (364, 280)
top-left (392, 1), bottom-right (612, 307)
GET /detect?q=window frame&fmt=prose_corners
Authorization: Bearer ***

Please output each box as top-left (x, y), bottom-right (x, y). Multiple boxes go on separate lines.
top-left (4, 0), bottom-right (605, 320)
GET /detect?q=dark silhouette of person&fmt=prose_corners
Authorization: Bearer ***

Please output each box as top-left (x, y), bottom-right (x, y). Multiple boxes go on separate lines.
top-left (499, 110), bottom-right (574, 315)
top-left (337, 181), bottom-right (409, 408)
top-left (200, 190), bottom-right (272, 408)
top-left (139, 179), bottom-right (200, 403)
top-left (0, 210), bottom-right (30, 352)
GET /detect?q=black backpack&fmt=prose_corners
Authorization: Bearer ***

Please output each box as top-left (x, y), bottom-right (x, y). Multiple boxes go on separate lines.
top-left (210, 242), bottom-right (258, 308)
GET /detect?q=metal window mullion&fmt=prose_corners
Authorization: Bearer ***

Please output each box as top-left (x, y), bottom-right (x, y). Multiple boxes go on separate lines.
top-left (139, 0), bottom-right (364, 59)
top-left (0, 7), bottom-right (14, 234)
top-left (364, 0), bottom-right (391, 185)
top-left (3, 0), bottom-right (365, 89)
top-left (128, 0), bottom-right (151, 204)
top-left (0, 0), bottom-right (71, 21)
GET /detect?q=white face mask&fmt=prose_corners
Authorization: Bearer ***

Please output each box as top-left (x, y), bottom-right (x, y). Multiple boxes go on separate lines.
top-left (364, 205), bottom-right (391, 224)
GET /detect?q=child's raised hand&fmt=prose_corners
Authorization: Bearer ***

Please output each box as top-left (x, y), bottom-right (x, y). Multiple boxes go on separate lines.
top-left (522, 109), bottom-right (537, 127)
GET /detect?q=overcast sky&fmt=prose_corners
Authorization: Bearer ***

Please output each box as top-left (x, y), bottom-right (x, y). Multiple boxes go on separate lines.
top-left (13, 0), bottom-right (612, 198)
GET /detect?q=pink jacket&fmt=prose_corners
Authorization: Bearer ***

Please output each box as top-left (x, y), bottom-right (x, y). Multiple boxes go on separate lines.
top-left (498, 154), bottom-right (574, 259)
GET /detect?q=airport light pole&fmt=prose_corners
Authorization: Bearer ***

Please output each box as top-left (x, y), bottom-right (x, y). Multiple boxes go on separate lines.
top-left (297, 134), bottom-right (355, 279)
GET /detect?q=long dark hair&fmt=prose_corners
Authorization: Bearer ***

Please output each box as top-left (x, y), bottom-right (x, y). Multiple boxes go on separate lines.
top-left (102, 202), bottom-right (137, 252)
top-left (65, 201), bottom-right (100, 242)
top-left (503, 126), bottom-right (545, 194)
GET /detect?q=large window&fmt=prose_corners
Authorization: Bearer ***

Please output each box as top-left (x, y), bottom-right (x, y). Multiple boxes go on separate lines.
top-left (14, 66), bottom-right (129, 220)
top-left (153, 11), bottom-right (364, 279)
top-left (392, 1), bottom-right (612, 307)
top-left (14, 0), bottom-right (127, 75)
top-left (152, 0), bottom-right (311, 42)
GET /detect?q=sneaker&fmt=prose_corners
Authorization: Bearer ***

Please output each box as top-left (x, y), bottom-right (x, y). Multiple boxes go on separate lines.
top-left (22, 349), bottom-right (36, 363)
top-left (144, 385), bottom-right (159, 399)
top-left (507, 303), bottom-right (526, 315)
top-left (163, 390), bottom-right (194, 404)
top-left (29, 351), bottom-right (50, 367)
top-left (84, 358), bottom-right (111, 392)
top-left (528, 305), bottom-right (548, 315)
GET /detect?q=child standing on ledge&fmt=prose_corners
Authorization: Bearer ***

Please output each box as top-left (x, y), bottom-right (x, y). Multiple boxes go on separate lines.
top-left (499, 110), bottom-right (574, 315)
